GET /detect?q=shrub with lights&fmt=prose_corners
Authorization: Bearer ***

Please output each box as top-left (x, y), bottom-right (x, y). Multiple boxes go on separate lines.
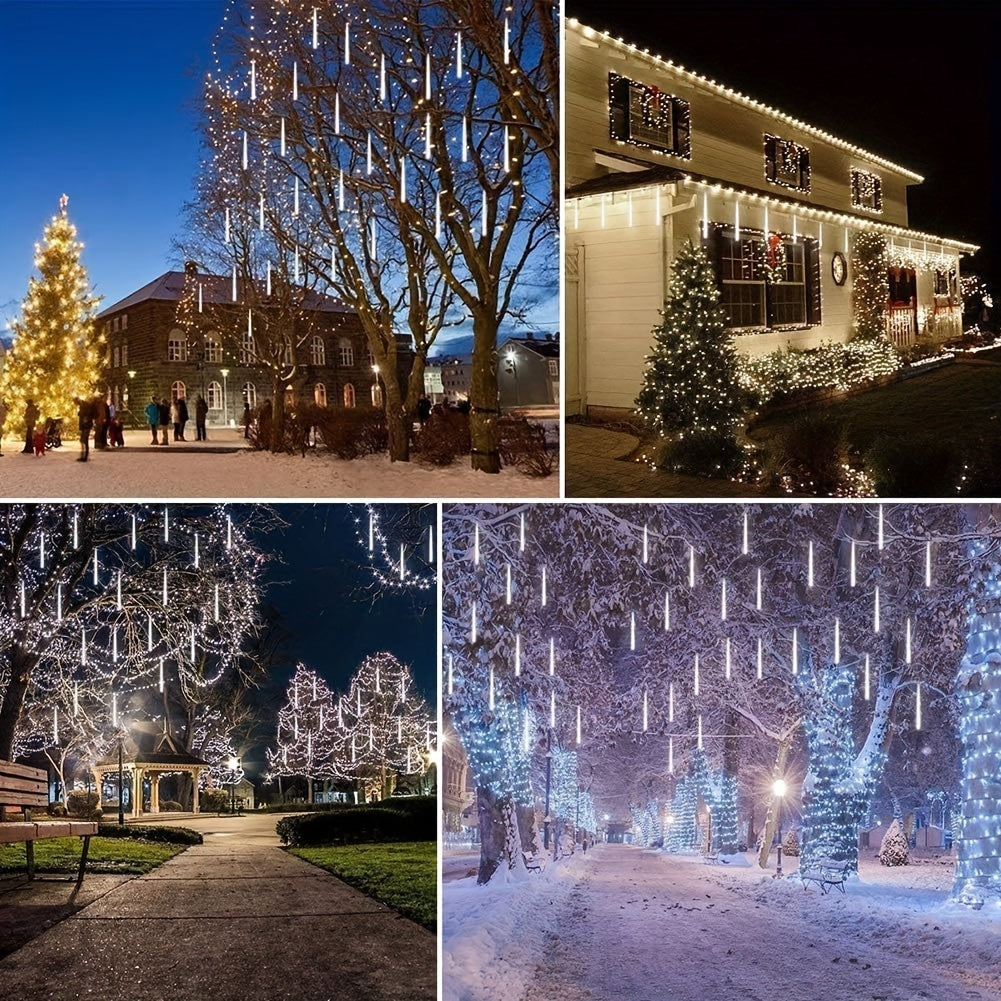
top-left (877, 818), bottom-right (910, 866)
top-left (851, 232), bottom-right (889, 342)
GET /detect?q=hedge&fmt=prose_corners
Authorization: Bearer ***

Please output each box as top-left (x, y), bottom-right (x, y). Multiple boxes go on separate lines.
top-left (276, 798), bottom-right (435, 847)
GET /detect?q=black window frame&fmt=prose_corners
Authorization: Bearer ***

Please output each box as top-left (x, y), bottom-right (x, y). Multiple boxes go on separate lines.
top-left (763, 134), bottom-right (811, 193)
top-left (609, 72), bottom-right (691, 159)
top-left (850, 168), bottom-right (883, 213)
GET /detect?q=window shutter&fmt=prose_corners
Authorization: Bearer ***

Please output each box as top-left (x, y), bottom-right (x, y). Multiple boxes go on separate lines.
top-left (806, 238), bottom-right (822, 325)
top-left (608, 73), bottom-right (629, 142)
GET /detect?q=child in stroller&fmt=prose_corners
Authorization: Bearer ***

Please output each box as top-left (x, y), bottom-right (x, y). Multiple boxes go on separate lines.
top-left (109, 414), bottom-right (125, 447)
top-left (44, 416), bottom-right (63, 449)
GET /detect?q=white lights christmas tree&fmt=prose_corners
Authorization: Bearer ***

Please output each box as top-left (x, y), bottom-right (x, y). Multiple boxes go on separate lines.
top-left (0, 196), bottom-right (103, 439)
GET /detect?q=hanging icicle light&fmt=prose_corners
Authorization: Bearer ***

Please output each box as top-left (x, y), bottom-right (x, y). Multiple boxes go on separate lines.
top-left (642, 690), bottom-right (649, 732)
top-left (549, 637), bottom-right (556, 675)
top-left (721, 578), bottom-right (727, 620)
top-left (549, 690), bottom-right (556, 728)
top-left (541, 565), bottom-right (547, 606)
top-left (694, 653), bottom-right (700, 696)
top-left (915, 683), bottom-right (922, 730)
top-left (756, 568), bottom-right (763, 610)
top-left (689, 545), bottom-right (695, 587)
top-left (905, 617), bottom-right (912, 664)
top-left (925, 541), bottom-right (933, 587)
top-left (697, 714), bottom-right (704, 750)
top-left (742, 511), bottom-right (749, 555)
top-left (807, 541), bottom-right (814, 587)
top-left (630, 612), bottom-right (636, 652)
top-left (850, 539), bottom-right (857, 587)
top-left (874, 586), bottom-right (881, 633)
top-left (864, 654), bottom-right (871, 701)
top-left (757, 636), bottom-right (763, 679)
top-left (576, 706), bottom-right (582, 745)
top-left (514, 633), bottom-right (521, 676)
top-left (470, 600), bottom-right (477, 643)
top-left (668, 682), bottom-right (675, 723)
top-left (833, 617), bottom-right (841, 664)
top-left (792, 627), bottom-right (798, 674)
top-left (505, 564), bottom-right (512, 604)
top-left (878, 504), bottom-right (884, 549)
top-left (664, 591), bottom-right (671, 630)
top-left (724, 637), bottom-right (731, 680)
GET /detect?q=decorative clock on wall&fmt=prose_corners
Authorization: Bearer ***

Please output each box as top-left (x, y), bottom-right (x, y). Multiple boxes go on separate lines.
top-left (831, 251), bottom-right (847, 286)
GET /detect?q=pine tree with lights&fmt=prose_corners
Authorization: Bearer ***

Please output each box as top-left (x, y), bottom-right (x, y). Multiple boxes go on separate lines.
top-left (0, 197), bottom-right (102, 436)
top-left (636, 240), bottom-right (745, 440)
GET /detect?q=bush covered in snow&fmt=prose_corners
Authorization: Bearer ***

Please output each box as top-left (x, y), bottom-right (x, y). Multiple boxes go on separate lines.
top-left (877, 819), bottom-right (910, 866)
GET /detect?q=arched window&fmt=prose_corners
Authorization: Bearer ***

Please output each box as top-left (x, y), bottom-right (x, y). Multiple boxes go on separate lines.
top-left (171, 381), bottom-right (186, 400)
top-left (242, 383), bottom-right (257, 409)
top-left (314, 383), bottom-right (327, 407)
top-left (240, 331), bottom-right (255, 364)
top-left (167, 329), bottom-right (187, 361)
top-left (204, 334), bottom-right (222, 363)
top-left (207, 381), bottom-right (223, 411)
top-left (343, 383), bottom-right (355, 408)
top-left (371, 383), bottom-right (383, 408)
top-left (310, 334), bottom-right (326, 366)
top-left (338, 338), bottom-right (354, 367)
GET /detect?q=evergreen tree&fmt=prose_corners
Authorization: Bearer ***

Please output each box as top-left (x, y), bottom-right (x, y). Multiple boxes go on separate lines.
top-left (878, 818), bottom-right (910, 866)
top-left (635, 240), bottom-right (744, 436)
top-left (1, 196), bottom-right (102, 435)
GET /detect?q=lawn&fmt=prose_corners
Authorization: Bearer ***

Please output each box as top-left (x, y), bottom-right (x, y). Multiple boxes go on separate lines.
top-left (291, 841), bottom-right (436, 930)
top-left (0, 835), bottom-right (185, 875)
top-left (747, 360), bottom-right (1001, 458)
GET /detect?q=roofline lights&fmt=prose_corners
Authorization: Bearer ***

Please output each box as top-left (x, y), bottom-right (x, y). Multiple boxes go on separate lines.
top-left (569, 19), bottom-right (926, 183)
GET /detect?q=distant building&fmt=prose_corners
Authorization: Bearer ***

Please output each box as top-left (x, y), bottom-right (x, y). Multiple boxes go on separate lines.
top-left (98, 263), bottom-right (411, 425)
top-left (499, 334), bottom-right (560, 410)
top-left (442, 714), bottom-right (476, 835)
top-left (426, 355), bottom-right (473, 406)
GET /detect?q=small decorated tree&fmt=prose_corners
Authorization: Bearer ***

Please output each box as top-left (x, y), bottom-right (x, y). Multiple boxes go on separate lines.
top-left (878, 818), bottom-right (910, 866)
top-left (0, 196), bottom-right (102, 436)
top-left (635, 240), bottom-right (744, 439)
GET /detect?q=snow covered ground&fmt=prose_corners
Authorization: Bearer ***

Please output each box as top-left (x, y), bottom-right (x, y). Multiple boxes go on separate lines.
top-left (443, 843), bottom-right (1001, 1001)
top-left (0, 428), bottom-right (559, 499)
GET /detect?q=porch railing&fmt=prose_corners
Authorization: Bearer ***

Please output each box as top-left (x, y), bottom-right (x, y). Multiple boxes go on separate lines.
top-left (885, 304), bottom-right (916, 348)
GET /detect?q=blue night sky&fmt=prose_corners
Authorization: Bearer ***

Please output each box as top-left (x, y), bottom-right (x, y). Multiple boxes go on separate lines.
top-left (0, 0), bottom-right (226, 329)
top-left (0, 0), bottom-right (558, 351)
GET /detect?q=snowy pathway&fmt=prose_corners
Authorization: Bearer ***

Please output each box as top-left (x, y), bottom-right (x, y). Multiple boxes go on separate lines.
top-left (525, 844), bottom-right (1000, 1001)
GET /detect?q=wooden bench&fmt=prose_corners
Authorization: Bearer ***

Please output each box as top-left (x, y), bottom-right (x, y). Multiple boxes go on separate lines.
top-left (522, 851), bottom-right (545, 873)
top-left (0, 760), bottom-right (97, 884)
top-left (798, 857), bottom-right (851, 894)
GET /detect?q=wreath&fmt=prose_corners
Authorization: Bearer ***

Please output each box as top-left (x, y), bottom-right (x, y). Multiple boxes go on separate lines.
top-left (764, 232), bottom-right (787, 284)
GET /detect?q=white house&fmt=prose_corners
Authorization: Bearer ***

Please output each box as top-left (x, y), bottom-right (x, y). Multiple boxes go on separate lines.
top-left (565, 18), bottom-right (979, 415)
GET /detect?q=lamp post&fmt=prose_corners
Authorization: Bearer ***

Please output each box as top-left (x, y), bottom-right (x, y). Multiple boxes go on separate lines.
top-left (126, 370), bottom-right (136, 421)
top-left (371, 364), bottom-right (383, 408)
top-left (504, 350), bottom-right (521, 408)
top-left (220, 369), bottom-right (230, 427)
top-left (543, 728), bottom-right (553, 852)
top-left (117, 733), bottom-right (125, 827)
top-left (772, 778), bottom-right (787, 878)
top-left (228, 755), bottom-right (240, 815)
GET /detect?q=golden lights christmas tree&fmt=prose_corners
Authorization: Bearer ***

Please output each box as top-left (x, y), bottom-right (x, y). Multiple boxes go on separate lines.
top-left (1, 195), bottom-right (103, 438)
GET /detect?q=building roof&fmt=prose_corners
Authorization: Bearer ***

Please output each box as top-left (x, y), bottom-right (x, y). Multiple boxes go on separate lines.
top-left (568, 18), bottom-right (925, 183)
top-left (96, 749), bottom-right (209, 768)
top-left (502, 335), bottom-right (560, 359)
top-left (98, 270), bottom-right (354, 319)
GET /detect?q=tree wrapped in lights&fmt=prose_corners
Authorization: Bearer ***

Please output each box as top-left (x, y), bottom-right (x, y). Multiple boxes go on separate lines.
top-left (0, 197), bottom-right (102, 438)
top-left (194, 0), bottom-right (557, 469)
top-left (851, 231), bottom-right (890, 341)
top-left (635, 240), bottom-right (745, 439)
top-left (0, 505), bottom-right (270, 761)
top-left (190, 706), bottom-right (245, 789)
top-left (266, 663), bottom-right (337, 802)
top-left (352, 504), bottom-right (437, 601)
top-left (331, 651), bottom-right (432, 801)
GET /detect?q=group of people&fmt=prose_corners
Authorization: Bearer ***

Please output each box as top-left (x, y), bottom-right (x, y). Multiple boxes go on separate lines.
top-left (144, 395), bottom-right (209, 445)
top-left (0, 396), bottom-right (127, 461)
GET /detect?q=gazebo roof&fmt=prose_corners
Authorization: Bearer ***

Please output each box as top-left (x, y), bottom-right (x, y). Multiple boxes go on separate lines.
top-left (95, 750), bottom-right (208, 769)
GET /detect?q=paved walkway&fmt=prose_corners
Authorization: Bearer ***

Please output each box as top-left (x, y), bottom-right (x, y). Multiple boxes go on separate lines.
top-left (564, 423), bottom-right (764, 498)
top-left (0, 814), bottom-right (435, 1001)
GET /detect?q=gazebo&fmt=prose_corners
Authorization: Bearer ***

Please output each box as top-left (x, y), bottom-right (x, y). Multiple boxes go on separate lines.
top-left (92, 746), bottom-right (209, 819)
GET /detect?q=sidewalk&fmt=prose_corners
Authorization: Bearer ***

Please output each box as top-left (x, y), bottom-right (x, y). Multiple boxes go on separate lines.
top-left (564, 422), bottom-right (764, 498)
top-left (0, 814), bottom-right (435, 1001)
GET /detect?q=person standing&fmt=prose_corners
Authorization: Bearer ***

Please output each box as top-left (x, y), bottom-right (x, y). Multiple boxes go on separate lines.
top-left (145, 396), bottom-right (159, 444)
top-left (170, 397), bottom-right (181, 441)
top-left (242, 401), bottom-right (252, 439)
top-left (75, 396), bottom-right (94, 462)
top-left (158, 398), bottom-right (170, 445)
top-left (177, 395), bottom-right (189, 440)
top-left (417, 394), bottom-right (432, 428)
top-left (22, 397), bottom-right (40, 453)
top-left (0, 397), bottom-right (8, 456)
top-left (195, 395), bottom-right (208, 441)
top-left (93, 397), bottom-right (110, 449)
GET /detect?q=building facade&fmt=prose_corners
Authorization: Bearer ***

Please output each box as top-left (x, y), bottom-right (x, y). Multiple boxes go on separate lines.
top-left (565, 19), bottom-right (978, 414)
top-left (98, 266), bottom-right (404, 425)
top-left (499, 335), bottom-right (560, 411)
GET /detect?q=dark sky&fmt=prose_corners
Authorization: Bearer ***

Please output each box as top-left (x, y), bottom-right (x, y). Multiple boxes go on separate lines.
top-left (566, 0), bottom-right (999, 290)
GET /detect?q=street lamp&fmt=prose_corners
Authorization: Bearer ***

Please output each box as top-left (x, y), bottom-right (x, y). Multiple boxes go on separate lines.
top-left (772, 778), bottom-right (788, 878)
top-left (371, 363), bottom-right (383, 408)
top-left (504, 349), bottom-right (521, 408)
top-left (228, 755), bottom-right (240, 815)
top-left (220, 369), bottom-right (230, 427)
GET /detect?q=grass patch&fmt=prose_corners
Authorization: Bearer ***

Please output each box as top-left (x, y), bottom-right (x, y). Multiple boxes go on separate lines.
top-left (747, 362), bottom-right (1001, 492)
top-left (0, 836), bottom-right (185, 875)
top-left (291, 841), bottom-right (435, 931)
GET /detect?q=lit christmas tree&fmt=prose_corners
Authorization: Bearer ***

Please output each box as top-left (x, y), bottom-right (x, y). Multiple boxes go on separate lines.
top-left (877, 817), bottom-right (909, 866)
top-left (635, 240), bottom-right (745, 438)
top-left (0, 196), bottom-right (102, 436)
top-left (851, 231), bottom-right (889, 341)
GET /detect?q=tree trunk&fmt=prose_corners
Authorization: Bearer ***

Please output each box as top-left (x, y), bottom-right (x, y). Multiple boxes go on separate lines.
top-left (757, 741), bottom-right (791, 869)
top-left (476, 785), bottom-right (507, 884)
top-left (468, 312), bottom-right (501, 473)
top-left (270, 389), bottom-right (285, 454)
top-left (0, 645), bottom-right (37, 760)
top-left (383, 377), bottom-right (410, 463)
top-left (953, 506), bottom-right (1001, 907)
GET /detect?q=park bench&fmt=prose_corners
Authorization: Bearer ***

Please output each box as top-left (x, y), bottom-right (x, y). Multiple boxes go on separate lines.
top-left (798, 857), bottom-right (852, 894)
top-left (522, 851), bottom-right (545, 873)
top-left (0, 760), bottom-right (97, 884)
